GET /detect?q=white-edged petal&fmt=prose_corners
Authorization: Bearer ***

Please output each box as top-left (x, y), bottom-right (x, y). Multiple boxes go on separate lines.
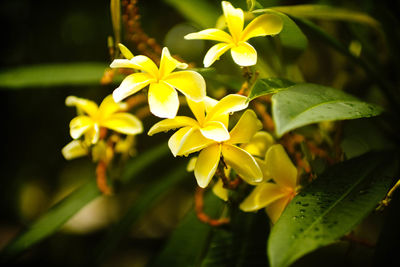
top-left (112, 73), bottom-right (154, 102)
top-left (69, 116), bottom-right (93, 139)
top-left (101, 113), bottom-right (143, 135)
top-left (228, 109), bottom-right (262, 144)
top-left (241, 13), bottom-right (283, 41)
top-left (184, 28), bottom-right (233, 43)
top-left (163, 71), bottom-right (206, 102)
top-left (231, 42), bottom-right (257, 66)
top-left (203, 43), bottom-right (233, 68)
top-left (148, 116), bottom-right (198, 136)
top-left (200, 121), bottom-right (230, 142)
top-left (148, 82), bottom-right (179, 119)
top-left (194, 144), bottom-right (221, 188)
top-left (239, 182), bottom-right (287, 212)
top-left (221, 144), bottom-right (263, 184)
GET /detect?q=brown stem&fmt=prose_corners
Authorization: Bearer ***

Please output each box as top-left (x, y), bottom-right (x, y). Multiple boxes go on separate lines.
top-left (96, 160), bottom-right (113, 195)
top-left (195, 187), bottom-right (230, 226)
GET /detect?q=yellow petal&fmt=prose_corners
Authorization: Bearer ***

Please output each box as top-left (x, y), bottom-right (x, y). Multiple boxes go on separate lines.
top-left (186, 157), bottom-right (197, 172)
top-left (241, 14), bottom-right (283, 41)
top-left (147, 116), bottom-right (198, 136)
top-left (168, 126), bottom-right (194, 157)
top-left (206, 94), bottom-right (248, 121)
top-left (239, 182), bottom-right (287, 212)
top-left (84, 123), bottom-right (100, 144)
top-left (255, 157), bottom-right (269, 182)
top-left (128, 55), bottom-right (159, 76)
top-left (228, 110), bottom-right (262, 145)
top-left (70, 115), bottom-right (94, 139)
top-left (177, 129), bottom-right (216, 156)
top-left (221, 144), bottom-right (263, 184)
top-left (98, 95), bottom-right (127, 120)
top-left (231, 42), bottom-right (257, 66)
top-left (200, 121), bottom-right (230, 142)
top-left (65, 96), bottom-right (98, 117)
top-left (212, 179), bottom-right (229, 201)
top-left (266, 196), bottom-right (291, 224)
top-left (203, 43), bottom-right (233, 68)
top-left (113, 73), bottom-right (154, 102)
top-left (61, 140), bottom-right (88, 160)
top-left (221, 1), bottom-right (244, 41)
top-left (110, 59), bottom-right (138, 69)
top-left (184, 28), bottom-right (233, 43)
top-left (265, 144), bottom-right (297, 189)
top-left (242, 131), bottom-right (275, 158)
top-left (159, 47), bottom-right (188, 78)
top-left (101, 113), bottom-right (143, 135)
top-left (163, 71), bottom-right (206, 102)
top-left (186, 97), bottom-right (206, 124)
top-left (204, 96), bottom-right (229, 128)
top-left (148, 82), bottom-right (179, 119)
top-left (118, 43), bottom-right (134, 59)
top-left (194, 144), bottom-right (221, 188)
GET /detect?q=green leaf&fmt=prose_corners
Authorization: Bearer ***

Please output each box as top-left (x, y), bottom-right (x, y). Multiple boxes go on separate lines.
top-left (201, 211), bottom-right (270, 267)
top-left (163, 0), bottom-right (219, 28)
top-left (269, 5), bottom-right (380, 30)
top-left (268, 151), bottom-right (398, 267)
top-left (0, 63), bottom-right (108, 89)
top-left (94, 165), bottom-right (189, 264)
top-left (248, 77), bottom-right (295, 101)
top-left (149, 193), bottom-right (225, 267)
top-left (0, 143), bottom-right (169, 262)
top-left (254, 10), bottom-right (308, 59)
top-left (271, 83), bottom-right (383, 137)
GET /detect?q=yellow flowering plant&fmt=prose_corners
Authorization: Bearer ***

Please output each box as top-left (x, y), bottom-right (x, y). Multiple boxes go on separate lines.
top-left (184, 1), bottom-right (283, 67)
top-left (4, 0), bottom-right (398, 266)
top-left (110, 45), bottom-right (206, 118)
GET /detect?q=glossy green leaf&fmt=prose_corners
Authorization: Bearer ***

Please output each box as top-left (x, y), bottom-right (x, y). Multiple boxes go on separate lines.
top-left (0, 63), bottom-right (108, 89)
top-left (269, 5), bottom-right (380, 30)
top-left (268, 151), bottom-right (398, 267)
top-left (248, 77), bottom-right (295, 101)
top-left (163, 0), bottom-right (219, 28)
top-left (149, 192), bottom-right (225, 267)
top-left (272, 83), bottom-right (383, 137)
top-left (94, 165), bottom-right (189, 263)
top-left (0, 143), bottom-right (169, 262)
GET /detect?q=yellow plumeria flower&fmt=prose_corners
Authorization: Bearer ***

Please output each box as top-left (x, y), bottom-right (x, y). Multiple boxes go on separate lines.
top-left (148, 94), bottom-right (249, 156)
top-left (180, 109), bottom-right (263, 188)
top-left (110, 44), bottom-right (206, 118)
top-left (67, 95), bottom-right (143, 144)
top-left (240, 144), bottom-right (299, 223)
top-left (184, 1), bottom-right (283, 67)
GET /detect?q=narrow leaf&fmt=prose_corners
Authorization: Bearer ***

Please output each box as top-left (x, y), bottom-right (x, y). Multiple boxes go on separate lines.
top-left (0, 63), bottom-right (108, 89)
top-left (149, 193), bottom-right (225, 267)
top-left (269, 5), bottom-right (380, 30)
top-left (268, 151), bottom-right (398, 267)
top-left (271, 83), bottom-right (383, 137)
top-left (248, 77), bottom-right (295, 101)
top-left (0, 143), bottom-right (169, 261)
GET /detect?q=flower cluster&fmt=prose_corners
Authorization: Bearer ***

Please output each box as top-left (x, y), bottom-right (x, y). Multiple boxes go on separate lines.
top-left (63, 1), bottom-right (294, 223)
